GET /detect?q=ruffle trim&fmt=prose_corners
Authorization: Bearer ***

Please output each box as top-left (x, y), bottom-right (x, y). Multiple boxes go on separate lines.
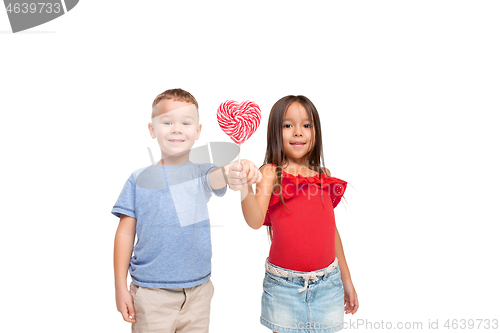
top-left (268, 169), bottom-right (347, 207)
top-left (263, 168), bottom-right (347, 226)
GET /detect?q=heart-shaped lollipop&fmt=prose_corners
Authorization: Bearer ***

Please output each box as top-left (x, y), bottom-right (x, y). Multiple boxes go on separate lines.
top-left (217, 100), bottom-right (261, 145)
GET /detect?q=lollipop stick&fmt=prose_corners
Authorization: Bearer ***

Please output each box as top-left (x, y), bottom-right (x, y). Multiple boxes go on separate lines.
top-left (238, 144), bottom-right (241, 165)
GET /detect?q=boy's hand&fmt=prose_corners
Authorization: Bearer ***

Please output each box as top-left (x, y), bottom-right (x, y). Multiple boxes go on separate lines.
top-left (224, 161), bottom-right (246, 191)
top-left (116, 287), bottom-right (136, 323)
top-left (224, 159), bottom-right (262, 191)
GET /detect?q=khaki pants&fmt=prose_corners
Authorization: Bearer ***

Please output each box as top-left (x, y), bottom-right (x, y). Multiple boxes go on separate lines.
top-left (130, 279), bottom-right (214, 333)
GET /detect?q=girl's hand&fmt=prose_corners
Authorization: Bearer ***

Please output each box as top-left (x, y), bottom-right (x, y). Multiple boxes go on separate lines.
top-left (343, 280), bottom-right (359, 315)
top-left (239, 159), bottom-right (263, 185)
top-left (116, 287), bottom-right (137, 323)
top-left (224, 160), bottom-right (262, 191)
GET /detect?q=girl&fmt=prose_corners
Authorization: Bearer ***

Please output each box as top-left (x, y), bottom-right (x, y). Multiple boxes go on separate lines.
top-left (239, 95), bottom-right (359, 333)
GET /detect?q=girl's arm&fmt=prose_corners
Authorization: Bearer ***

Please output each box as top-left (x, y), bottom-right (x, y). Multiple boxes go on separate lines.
top-left (335, 225), bottom-right (359, 314)
top-left (240, 164), bottom-right (276, 229)
top-left (324, 166), bottom-right (358, 313)
top-left (323, 166), bottom-right (353, 280)
top-left (335, 225), bottom-right (352, 282)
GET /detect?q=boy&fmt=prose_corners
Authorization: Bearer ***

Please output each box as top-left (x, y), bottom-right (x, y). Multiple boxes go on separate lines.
top-left (112, 88), bottom-right (261, 333)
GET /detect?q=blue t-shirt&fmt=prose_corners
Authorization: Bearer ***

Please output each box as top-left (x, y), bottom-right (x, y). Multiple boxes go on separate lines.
top-left (111, 161), bottom-right (227, 288)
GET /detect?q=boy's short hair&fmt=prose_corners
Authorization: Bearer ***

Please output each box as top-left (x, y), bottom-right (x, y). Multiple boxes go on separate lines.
top-left (152, 88), bottom-right (199, 119)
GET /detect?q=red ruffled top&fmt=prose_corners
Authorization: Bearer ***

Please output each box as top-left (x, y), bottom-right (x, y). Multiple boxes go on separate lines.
top-left (263, 164), bottom-right (347, 272)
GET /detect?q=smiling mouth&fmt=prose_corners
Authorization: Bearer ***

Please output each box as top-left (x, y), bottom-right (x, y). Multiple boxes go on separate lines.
top-left (169, 140), bottom-right (185, 143)
top-left (291, 142), bottom-right (305, 146)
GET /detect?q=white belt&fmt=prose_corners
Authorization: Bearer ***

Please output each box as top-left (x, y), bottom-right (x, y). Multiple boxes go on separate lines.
top-left (265, 257), bottom-right (339, 293)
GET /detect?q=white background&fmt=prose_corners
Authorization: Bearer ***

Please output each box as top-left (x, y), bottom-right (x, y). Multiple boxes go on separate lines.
top-left (1, 1), bottom-right (499, 332)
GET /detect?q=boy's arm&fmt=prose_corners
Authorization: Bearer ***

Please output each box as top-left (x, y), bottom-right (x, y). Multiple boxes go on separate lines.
top-left (114, 214), bottom-right (137, 323)
top-left (240, 164), bottom-right (276, 229)
top-left (208, 166), bottom-right (228, 190)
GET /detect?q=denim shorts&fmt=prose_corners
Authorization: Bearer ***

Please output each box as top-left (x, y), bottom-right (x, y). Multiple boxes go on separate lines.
top-left (260, 259), bottom-right (344, 333)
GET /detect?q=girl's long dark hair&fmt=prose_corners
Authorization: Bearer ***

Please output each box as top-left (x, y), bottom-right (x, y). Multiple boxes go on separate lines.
top-left (262, 95), bottom-right (327, 240)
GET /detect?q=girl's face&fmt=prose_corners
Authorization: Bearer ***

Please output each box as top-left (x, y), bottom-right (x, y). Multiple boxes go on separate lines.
top-left (281, 102), bottom-right (315, 164)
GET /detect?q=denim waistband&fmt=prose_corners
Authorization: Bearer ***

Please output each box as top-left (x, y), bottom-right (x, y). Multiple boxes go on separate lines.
top-left (265, 258), bottom-right (339, 293)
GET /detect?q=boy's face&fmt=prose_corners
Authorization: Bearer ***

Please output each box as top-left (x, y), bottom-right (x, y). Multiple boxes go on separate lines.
top-left (148, 99), bottom-right (202, 158)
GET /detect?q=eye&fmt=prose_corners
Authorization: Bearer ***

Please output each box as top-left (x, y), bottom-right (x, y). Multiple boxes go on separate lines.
top-left (164, 121), bottom-right (172, 125)
top-left (283, 124), bottom-right (292, 128)
top-left (304, 124), bottom-right (311, 128)
top-left (183, 122), bottom-right (190, 125)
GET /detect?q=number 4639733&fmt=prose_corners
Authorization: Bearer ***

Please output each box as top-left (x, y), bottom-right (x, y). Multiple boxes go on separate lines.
top-left (444, 319), bottom-right (498, 329)
top-left (6, 3), bottom-right (62, 14)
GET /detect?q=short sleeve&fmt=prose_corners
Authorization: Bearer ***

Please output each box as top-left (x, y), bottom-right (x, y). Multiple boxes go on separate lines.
top-left (111, 174), bottom-right (136, 219)
top-left (330, 180), bottom-right (347, 209)
top-left (201, 163), bottom-right (227, 198)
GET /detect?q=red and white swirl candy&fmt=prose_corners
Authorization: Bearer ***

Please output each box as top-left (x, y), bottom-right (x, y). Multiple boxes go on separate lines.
top-left (217, 100), bottom-right (261, 144)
